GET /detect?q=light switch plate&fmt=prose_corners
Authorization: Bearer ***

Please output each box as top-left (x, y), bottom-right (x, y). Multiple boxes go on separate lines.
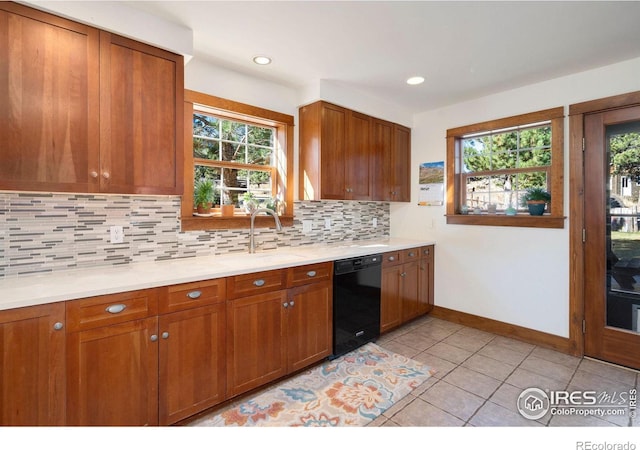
top-left (302, 220), bottom-right (312, 233)
top-left (324, 218), bottom-right (331, 230)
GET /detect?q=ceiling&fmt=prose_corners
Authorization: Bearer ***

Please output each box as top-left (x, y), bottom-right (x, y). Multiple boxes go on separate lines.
top-left (128, 1), bottom-right (640, 114)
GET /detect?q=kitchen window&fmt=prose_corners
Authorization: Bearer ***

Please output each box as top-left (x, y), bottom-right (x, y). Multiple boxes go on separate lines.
top-left (446, 107), bottom-right (565, 228)
top-left (181, 90), bottom-right (294, 230)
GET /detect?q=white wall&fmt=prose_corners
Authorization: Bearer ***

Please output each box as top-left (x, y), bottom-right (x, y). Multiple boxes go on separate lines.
top-left (392, 57), bottom-right (640, 338)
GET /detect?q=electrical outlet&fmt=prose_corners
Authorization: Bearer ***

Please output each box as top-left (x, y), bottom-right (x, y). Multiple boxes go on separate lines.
top-left (302, 220), bottom-right (312, 233)
top-left (372, 218), bottom-right (378, 228)
top-left (324, 218), bottom-right (331, 230)
top-left (110, 225), bottom-right (124, 244)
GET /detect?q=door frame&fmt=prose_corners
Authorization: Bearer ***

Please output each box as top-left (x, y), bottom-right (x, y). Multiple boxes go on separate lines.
top-left (569, 90), bottom-right (640, 357)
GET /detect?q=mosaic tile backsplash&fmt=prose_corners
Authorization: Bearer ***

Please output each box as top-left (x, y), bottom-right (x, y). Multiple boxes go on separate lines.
top-left (0, 192), bottom-right (390, 278)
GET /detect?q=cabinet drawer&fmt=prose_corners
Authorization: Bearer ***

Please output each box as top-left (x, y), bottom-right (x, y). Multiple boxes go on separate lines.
top-left (66, 289), bottom-right (159, 332)
top-left (226, 269), bottom-right (286, 299)
top-left (159, 278), bottom-right (226, 314)
top-left (286, 262), bottom-right (333, 288)
top-left (403, 247), bottom-right (420, 263)
top-left (421, 245), bottom-right (434, 262)
top-left (382, 251), bottom-right (402, 267)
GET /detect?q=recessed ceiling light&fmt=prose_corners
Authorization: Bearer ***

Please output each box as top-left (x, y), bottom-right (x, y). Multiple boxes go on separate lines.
top-left (406, 76), bottom-right (425, 85)
top-left (253, 55), bottom-right (272, 65)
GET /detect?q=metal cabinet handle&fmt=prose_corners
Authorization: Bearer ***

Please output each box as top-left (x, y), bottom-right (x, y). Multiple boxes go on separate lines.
top-left (105, 304), bottom-right (126, 314)
top-left (283, 302), bottom-right (289, 308)
top-left (408, 252), bottom-right (415, 257)
top-left (162, 332), bottom-right (169, 339)
top-left (102, 171), bottom-right (110, 179)
top-left (150, 334), bottom-right (158, 342)
top-left (253, 279), bottom-right (265, 287)
top-left (306, 271), bottom-right (317, 277)
top-left (187, 290), bottom-right (202, 299)
top-left (423, 249), bottom-right (430, 255)
top-left (290, 301), bottom-right (295, 307)
top-left (53, 322), bottom-right (64, 331)
top-left (400, 272), bottom-right (406, 277)
top-left (388, 256), bottom-right (395, 262)
top-left (90, 171), bottom-right (98, 179)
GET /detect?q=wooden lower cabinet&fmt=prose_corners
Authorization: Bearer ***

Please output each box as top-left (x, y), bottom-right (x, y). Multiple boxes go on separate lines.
top-left (0, 302), bottom-right (66, 426)
top-left (226, 290), bottom-right (288, 398)
top-left (381, 246), bottom-right (435, 333)
top-left (287, 281), bottom-right (333, 373)
top-left (66, 317), bottom-right (159, 426)
top-left (381, 263), bottom-right (403, 333)
top-left (158, 303), bottom-right (226, 425)
top-left (418, 246), bottom-right (435, 315)
top-left (227, 264), bottom-right (333, 399)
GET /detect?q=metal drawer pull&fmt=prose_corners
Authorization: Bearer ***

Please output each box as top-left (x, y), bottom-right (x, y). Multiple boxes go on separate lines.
top-left (388, 256), bottom-right (395, 261)
top-left (355, 331), bottom-right (365, 337)
top-left (53, 322), bottom-right (64, 331)
top-left (424, 249), bottom-right (430, 255)
top-left (187, 290), bottom-right (202, 299)
top-left (253, 279), bottom-right (265, 287)
top-left (400, 272), bottom-right (406, 277)
top-left (306, 271), bottom-right (317, 277)
top-left (105, 304), bottom-right (126, 314)
top-left (162, 332), bottom-right (169, 339)
top-left (150, 334), bottom-right (158, 342)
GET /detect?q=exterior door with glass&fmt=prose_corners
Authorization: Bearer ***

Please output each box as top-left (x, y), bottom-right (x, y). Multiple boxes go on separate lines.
top-left (584, 105), bottom-right (640, 370)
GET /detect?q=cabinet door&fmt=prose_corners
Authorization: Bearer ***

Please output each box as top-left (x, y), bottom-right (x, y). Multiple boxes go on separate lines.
top-left (287, 281), bottom-right (333, 373)
top-left (158, 303), bottom-right (226, 425)
top-left (371, 118), bottom-right (394, 201)
top-left (99, 31), bottom-right (184, 195)
top-left (400, 261), bottom-right (420, 323)
top-left (346, 110), bottom-right (372, 200)
top-left (0, 303), bottom-right (65, 425)
top-left (418, 246), bottom-right (435, 315)
top-left (66, 317), bottom-right (159, 426)
top-left (319, 103), bottom-right (347, 199)
top-left (226, 290), bottom-right (287, 398)
top-left (391, 124), bottom-right (411, 202)
top-left (0, 3), bottom-right (100, 193)
top-left (381, 265), bottom-right (403, 333)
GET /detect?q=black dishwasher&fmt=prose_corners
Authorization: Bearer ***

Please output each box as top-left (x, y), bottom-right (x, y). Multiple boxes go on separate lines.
top-left (332, 254), bottom-right (382, 358)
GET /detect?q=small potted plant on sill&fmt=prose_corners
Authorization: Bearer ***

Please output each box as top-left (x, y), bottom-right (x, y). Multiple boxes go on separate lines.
top-left (221, 191), bottom-right (235, 217)
top-left (242, 192), bottom-right (258, 214)
top-left (194, 178), bottom-right (215, 215)
top-left (520, 187), bottom-right (551, 216)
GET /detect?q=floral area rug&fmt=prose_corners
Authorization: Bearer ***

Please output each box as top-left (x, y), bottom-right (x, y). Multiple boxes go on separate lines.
top-left (194, 342), bottom-right (434, 427)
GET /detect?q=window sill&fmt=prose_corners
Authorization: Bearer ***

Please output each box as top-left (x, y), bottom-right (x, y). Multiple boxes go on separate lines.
top-left (181, 214), bottom-right (294, 231)
top-left (445, 214), bottom-right (566, 229)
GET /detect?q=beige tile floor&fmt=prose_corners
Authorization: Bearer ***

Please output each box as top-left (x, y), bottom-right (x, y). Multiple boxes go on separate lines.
top-left (372, 315), bottom-right (640, 427)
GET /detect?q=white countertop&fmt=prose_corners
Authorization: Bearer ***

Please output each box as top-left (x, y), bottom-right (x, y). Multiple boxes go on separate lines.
top-left (0, 238), bottom-right (434, 311)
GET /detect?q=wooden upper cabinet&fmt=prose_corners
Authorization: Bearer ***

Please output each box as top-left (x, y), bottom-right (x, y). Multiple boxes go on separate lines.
top-left (346, 110), bottom-right (372, 200)
top-left (0, 3), bottom-right (184, 195)
top-left (301, 101), bottom-right (371, 201)
top-left (299, 100), bottom-right (409, 202)
top-left (371, 118), bottom-right (394, 201)
top-left (391, 124), bottom-right (411, 202)
top-left (99, 32), bottom-right (184, 195)
top-left (372, 119), bottom-right (411, 202)
top-left (316, 102), bottom-right (347, 199)
top-left (0, 3), bottom-right (100, 192)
